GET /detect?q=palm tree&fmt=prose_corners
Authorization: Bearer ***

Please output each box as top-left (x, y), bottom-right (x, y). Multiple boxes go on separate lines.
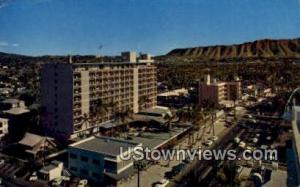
top-left (163, 113), bottom-right (175, 167)
top-left (80, 113), bottom-right (89, 137)
top-left (89, 98), bottom-right (108, 135)
top-left (139, 95), bottom-right (151, 110)
top-left (115, 108), bottom-right (134, 137)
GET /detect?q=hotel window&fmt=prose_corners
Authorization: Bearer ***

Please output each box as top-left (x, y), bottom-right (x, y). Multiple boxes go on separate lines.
top-left (80, 169), bottom-right (88, 175)
top-left (92, 172), bottom-right (101, 178)
top-left (92, 159), bottom-right (100, 165)
top-left (81, 155), bottom-right (88, 162)
top-left (70, 153), bottom-right (77, 159)
top-left (70, 166), bottom-right (77, 172)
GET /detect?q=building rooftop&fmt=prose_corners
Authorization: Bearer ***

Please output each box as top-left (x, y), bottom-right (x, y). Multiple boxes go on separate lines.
top-left (19, 133), bottom-right (45, 147)
top-left (45, 61), bottom-right (152, 68)
top-left (1, 98), bottom-right (21, 104)
top-left (0, 118), bottom-right (8, 122)
top-left (158, 88), bottom-right (188, 97)
top-left (69, 136), bottom-right (141, 156)
top-left (138, 106), bottom-right (172, 118)
top-left (123, 127), bottom-right (189, 150)
top-left (3, 107), bottom-right (30, 115)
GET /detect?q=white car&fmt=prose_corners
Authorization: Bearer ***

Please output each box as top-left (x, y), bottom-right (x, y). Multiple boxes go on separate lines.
top-left (238, 141), bottom-right (246, 149)
top-left (78, 179), bottom-right (88, 187)
top-left (0, 159), bottom-right (5, 166)
top-left (245, 114), bottom-right (253, 118)
top-left (234, 137), bottom-right (241, 143)
top-left (203, 140), bottom-right (214, 146)
top-left (29, 172), bottom-right (38, 182)
top-left (252, 138), bottom-right (258, 143)
top-left (209, 136), bottom-right (218, 141)
top-left (154, 179), bottom-right (170, 187)
top-left (246, 146), bottom-right (253, 152)
top-left (236, 166), bottom-right (243, 173)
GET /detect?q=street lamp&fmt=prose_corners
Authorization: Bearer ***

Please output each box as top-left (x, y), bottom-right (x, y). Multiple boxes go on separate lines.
top-left (134, 160), bottom-right (146, 187)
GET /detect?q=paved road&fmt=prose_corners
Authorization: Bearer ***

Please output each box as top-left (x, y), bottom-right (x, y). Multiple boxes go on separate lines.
top-left (119, 107), bottom-right (247, 187)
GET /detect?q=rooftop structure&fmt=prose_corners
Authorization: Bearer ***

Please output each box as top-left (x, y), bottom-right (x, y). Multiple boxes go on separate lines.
top-left (121, 51), bottom-right (137, 63)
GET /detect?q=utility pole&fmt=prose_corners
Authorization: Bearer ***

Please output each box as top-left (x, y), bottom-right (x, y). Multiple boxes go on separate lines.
top-left (134, 160), bottom-right (145, 187)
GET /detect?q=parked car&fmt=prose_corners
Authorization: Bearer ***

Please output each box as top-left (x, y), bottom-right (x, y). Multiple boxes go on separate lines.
top-left (203, 140), bottom-right (213, 147)
top-left (238, 141), bottom-right (246, 149)
top-left (234, 137), bottom-right (241, 143)
top-left (29, 172), bottom-right (38, 181)
top-left (209, 136), bottom-right (218, 141)
top-left (236, 166), bottom-right (243, 173)
top-left (153, 179), bottom-right (170, 187)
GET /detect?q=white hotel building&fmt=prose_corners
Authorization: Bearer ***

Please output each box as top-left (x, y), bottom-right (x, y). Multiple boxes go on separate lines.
top-left (41, 55), bottom-right (157, 141)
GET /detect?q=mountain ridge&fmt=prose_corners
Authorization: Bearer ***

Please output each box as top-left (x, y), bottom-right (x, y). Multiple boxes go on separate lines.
top-left (161, 38), bottom-right (300, 62)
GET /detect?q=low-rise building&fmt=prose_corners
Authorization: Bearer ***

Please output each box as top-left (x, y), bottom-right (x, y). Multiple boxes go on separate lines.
top-left (0, 99), bottom-right (29, 115)
top-left (39, 160), bottom-right (64, 181)
top-left (0, 99), bottom-right (31, 140)
top-left (68, 136), bottom-right (141, 186)
top-left (17, 133), bottom-right (57, 159)
top-left (157, 88), bottom-right (189, 107)
top-left (198, 74), bottom-right (241, 107)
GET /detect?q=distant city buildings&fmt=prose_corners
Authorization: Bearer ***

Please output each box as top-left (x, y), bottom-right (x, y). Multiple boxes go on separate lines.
top-left (68, 136), bottom-right (141, 185)
top-left (198, 74), bottom-right (241, 107)
top-left (41, 52), bottom-right (157, 141)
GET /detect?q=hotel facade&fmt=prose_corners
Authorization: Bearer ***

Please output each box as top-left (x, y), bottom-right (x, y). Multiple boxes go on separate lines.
top-left (41, 58), bottom-right (157, 140)
top-left (198, 74), bottom-right (241, 106)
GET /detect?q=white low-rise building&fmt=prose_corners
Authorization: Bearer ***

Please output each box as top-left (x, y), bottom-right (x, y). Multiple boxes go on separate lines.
top-left (39, 160), bottom-right (64, 181)
top-left (68, 136), bottom-right (141, 185)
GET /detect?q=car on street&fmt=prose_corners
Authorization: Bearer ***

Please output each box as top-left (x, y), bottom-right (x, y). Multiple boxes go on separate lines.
top-left (203, 140), bottom-right (214, 147)
top-left (209, 136), bottom-right (218, 141)
top-left (153, 179), bottom-right (170, 187)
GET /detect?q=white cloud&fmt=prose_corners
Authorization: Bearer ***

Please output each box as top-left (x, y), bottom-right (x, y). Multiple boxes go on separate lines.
top-left (0, 41), bottom-right (20, 47)
top-left (0, 41), bottom-right (8, 46)
top-left (12, 43), bottom-right (19, 47)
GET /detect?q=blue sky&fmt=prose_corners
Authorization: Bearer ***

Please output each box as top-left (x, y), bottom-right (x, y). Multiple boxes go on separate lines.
top-left (0, 0), bottom-right (300, 56)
